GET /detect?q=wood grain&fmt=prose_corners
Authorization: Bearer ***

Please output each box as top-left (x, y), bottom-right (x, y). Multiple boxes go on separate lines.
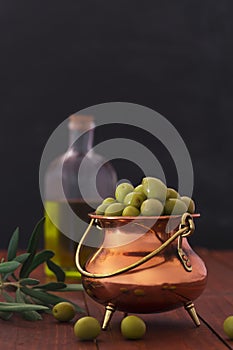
top-left (0, 249), bottom-right (233, 349)
top-left (85, 293), bottom-right (229, 350)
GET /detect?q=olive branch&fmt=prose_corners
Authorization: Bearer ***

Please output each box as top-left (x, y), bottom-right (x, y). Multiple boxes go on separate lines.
top-left (0, 217), bottom-right (84, 321)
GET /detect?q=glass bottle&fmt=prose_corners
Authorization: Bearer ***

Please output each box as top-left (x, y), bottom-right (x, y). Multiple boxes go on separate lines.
top-left (44, 115), bottom-right (117, 278)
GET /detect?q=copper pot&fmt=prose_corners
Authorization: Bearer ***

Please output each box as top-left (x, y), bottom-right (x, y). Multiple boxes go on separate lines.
top-left (76, 213), bottom-right (207, 329)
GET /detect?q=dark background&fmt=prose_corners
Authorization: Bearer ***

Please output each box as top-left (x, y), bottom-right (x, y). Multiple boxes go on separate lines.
top-left (0, 1), bottom-right (232, 249)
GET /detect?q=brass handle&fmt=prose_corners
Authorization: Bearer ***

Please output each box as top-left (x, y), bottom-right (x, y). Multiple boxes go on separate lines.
top-left (75, 213), bottom-right (195, 279)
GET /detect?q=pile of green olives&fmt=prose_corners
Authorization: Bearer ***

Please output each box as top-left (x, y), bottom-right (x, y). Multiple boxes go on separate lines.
top-left (96, 177), bottom-right (195, 217)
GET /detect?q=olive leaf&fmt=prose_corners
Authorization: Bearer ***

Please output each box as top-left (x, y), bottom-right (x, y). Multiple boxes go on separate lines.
top-left (21, 310), bottom-right (43, 321)
top-left (0, 261), bottom-right (21, 274)
top-left (15, 288), bottom-right (24, 303)
top-left (0, 311), bottom-right (13, 320)
top-left (34, 282), bottom-right (66, 291)
top-left (0, 217), bottom-right (85, 321)
top-left (26, 217), bottom-right (46, 254)
top-left (30, 297), bottom-right (52, 314)
top-left (20, 286), bottom-right (70, 305)
top-left (57, 284), bottom-right (84, 292)
top-left (14, 253), bottom-right (31, 264)
top-left (20, 278), bottom-right (40, 286)
top-left (19, 217), bottom-right (45, 278)
top-left (15, 288), bottom-right (42, 321)
top-left (21, 287), bottom-right (84, 313)
top-left (24, 250), bottom-right (54, 276)
top-left (0, 302), bottom-right (48, 312)
top-left (46, 259), bottom-right (65, 282)
top-left (1, 290), bottom-right (15, 302)
top-left (7, 227), bottom-right (19, 261)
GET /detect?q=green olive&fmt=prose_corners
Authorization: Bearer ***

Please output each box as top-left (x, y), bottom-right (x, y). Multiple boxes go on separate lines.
top-left (124, 192), bottom-right (144, 208)
top-left (223, 316), bottom-right (233, 339)
top-left (134, 185), bottom-right (147, 200)
top-left (121, 315), bottom-right (146, 340)
top-left (104, 203), bottom-right (125, 216)
top-left (102, 197), bottom-right (116, 204)
top-left (115, 183), bottom-right (134, 202)
top-left (140, 198), bottom-right (163, 216)
top-left (166, 188), bottom-right (180, 199)
top-left (74, 316), bottom-right (101, 340)
top-left (180, 196), bottom-right (195, 214)
top-left (163, 198), bottom-right (187, 215)
top-left (52, 302), bottom-right (76, 322)
top-left (122, 206), bottom-right (140, 216)
top-left (142, 177), bottom-right (167, 202)
top-left (96, 203), bottom-right (110, 215)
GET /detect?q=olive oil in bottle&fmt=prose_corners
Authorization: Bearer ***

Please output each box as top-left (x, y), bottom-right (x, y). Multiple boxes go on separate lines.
top-left (43, 115), bottom-right (117, 278)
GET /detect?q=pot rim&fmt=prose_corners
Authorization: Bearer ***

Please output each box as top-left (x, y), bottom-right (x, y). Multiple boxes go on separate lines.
top-left (89, 213), bottom-right (200, 221)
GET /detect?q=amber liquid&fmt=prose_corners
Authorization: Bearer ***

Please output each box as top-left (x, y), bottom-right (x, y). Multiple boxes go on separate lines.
top-left (44, 200), bottom-right (97, 278)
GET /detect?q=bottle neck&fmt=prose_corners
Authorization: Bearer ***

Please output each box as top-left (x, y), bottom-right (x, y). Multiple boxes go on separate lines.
top-left (69, 128), bottom-right (94, 154)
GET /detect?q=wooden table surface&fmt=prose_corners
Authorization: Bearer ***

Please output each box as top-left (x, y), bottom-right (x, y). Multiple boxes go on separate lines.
top-left (0, 248), bottom-right (233, 350)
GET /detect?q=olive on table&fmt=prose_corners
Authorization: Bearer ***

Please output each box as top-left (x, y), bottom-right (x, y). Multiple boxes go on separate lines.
top-left (121, 315), bottom-right (146, 340)
top-left (52, 302), bottom-right (76, 322)
top-left (223, 316), bottom-right (233, 339)
top-left (74, 316), bottom-right (101, 341)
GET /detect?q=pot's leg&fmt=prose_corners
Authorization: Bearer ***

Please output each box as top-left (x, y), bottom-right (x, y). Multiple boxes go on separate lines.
top-left (184, 301), bottom-right (200, 327)
top-left (102, 303), bottom-right (116, 330)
